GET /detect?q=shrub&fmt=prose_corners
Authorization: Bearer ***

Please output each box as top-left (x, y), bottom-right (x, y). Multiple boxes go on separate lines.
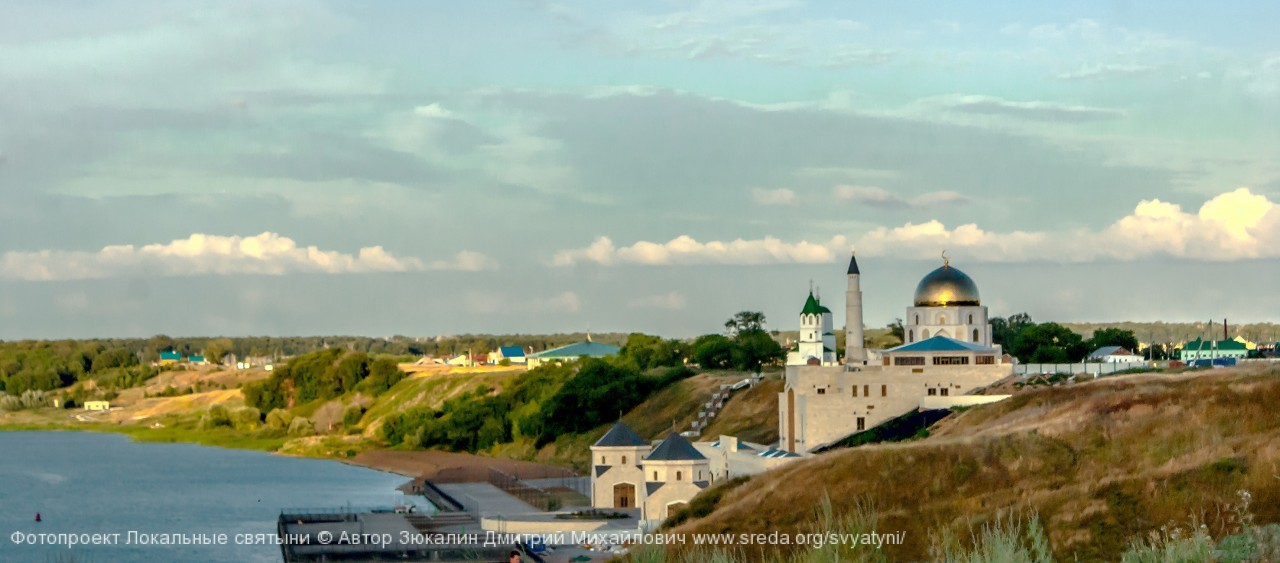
top-left (265, 408), bottom-right (294, 430)
top-left (198, 404), bottom-right (233, 429)
top-left (20, 389), bottom-right (51, 409)
top-left (230, 407), bottom-right (261, 431)
top-left (288, 416), bottom-right (316, 437)
top-left (0, 395), bottom-right (21, 411)
top-left (342, 405), bottom-right (365, 428)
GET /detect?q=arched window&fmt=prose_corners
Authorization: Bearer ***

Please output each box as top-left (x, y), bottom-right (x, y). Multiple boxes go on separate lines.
top-left (621, 455), bottom-right (627, 464)
top-left (908, 330), bottom-right (914, 342)
top-left (939, 314), bottom-right (947, 324)
top-left (676, 471), bottom-right (683, 481)
top-left (973, 329), bottom-right (980, 342)
top-left (915, 314), bottom-right (919, 324)
top-left (968, 314), bottom-right (974, 324)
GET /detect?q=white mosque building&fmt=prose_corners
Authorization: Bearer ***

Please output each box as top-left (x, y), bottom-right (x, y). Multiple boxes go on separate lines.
top-left (779, 253), bottom-right (1013, 453)
top-left (588, 252), bottom-right (1013, 525)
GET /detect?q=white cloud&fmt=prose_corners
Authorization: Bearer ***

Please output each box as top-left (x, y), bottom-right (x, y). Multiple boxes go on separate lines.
top-left (552, 235), bottom-right (848, 266)
top-left (943, 95), bottom-right (1126, 122)
top-left (0, 232), bottom-right (493, 281)
top-left (1056, 63), bottom-right (1157, 80)
top-left (412, 103), bottom-right (455, 119)
top-left (554, 188), bottom-right (1280, 266)
top-left (628, 291), bottom-right (687, 310)
top-left (833, 185), bottom-right (969, 208)
top-left (752, 187), bottom-right (797, 205)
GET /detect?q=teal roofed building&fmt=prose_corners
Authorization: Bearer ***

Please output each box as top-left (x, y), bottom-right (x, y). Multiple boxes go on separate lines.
top-left (526, 338), bottom-right (621, 369)
top-left (159, 351), bottom-right (182, 365)
top-left (1179, 339), bottom-right (1248, 361)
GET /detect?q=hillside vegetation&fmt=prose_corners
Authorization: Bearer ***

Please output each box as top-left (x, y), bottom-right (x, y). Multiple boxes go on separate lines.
top-left (674, 364), bottom-right (1280, 560)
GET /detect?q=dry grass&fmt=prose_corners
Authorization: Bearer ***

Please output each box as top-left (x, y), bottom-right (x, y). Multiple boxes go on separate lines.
top-left (699, 375), bottom-right (783, 444)
top-left (676, 364), bottom-right (1280, 560)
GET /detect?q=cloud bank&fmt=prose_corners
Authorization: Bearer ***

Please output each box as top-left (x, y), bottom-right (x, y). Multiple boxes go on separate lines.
top-left (556, 188), bottom-right (1279, 265)
top-left (1, 232), bottom-right (494, 281)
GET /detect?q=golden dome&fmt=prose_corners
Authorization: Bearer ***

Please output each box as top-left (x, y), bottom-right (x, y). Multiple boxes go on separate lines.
top-left (913, 264), bottom-right (980, 307)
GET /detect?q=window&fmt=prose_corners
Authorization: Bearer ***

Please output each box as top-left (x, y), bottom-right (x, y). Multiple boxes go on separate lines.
top-left (976, 355), bottom-right (995, 365)
top-left (601, 456), bottom-right (605, 464)
top-left (852, 385), bottom-right (858, 397)
top-left (856, 417), bottom-right (866, 431)
top-left (817, 388), bottom-right (826, 395)
top-left (973, 329), bottom-right (980, 342)
top-left (880, 384), bottom-right (887, 397)
top-left (928, 388), bottom-right (937, 396)
top-left (915, 314), bottom-right (919, 324)
top-left (894, 356), bottom-right (925, 366)
top-left (941, 388), bottom-right (950, 396)
top-left (676, 471), bottom-right (682, 481)
top-left (968, 314), bottom-right (974, 324)
top-left (653, 471), bottom-right (658, 481)
top-left (908, 329), bottom-right (914, 342)
top-left (621, 455), bottom-right (627, 464)
top-left (863, 384), bottom-right (869, 397)
top-left (933, 356), bottom-right (970, 365)
top-left (939, 314), bottom-right (947, 324)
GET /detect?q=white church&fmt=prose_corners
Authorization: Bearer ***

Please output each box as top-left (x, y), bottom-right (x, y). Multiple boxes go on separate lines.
top-left (588, 252), bottom-right (1012, 526)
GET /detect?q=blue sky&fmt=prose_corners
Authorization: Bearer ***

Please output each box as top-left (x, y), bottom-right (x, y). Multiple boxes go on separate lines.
top-left (1, 1), bottom-right (1277, 338)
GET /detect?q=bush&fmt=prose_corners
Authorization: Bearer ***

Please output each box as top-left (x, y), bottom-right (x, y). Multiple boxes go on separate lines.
top-left (342, 405), bottom-right (365, 428)
top-left (230, 407), bottom-right (261, 431)
top-left (0, 395), bottom-right (21, 411)
top-left (198, 405), bottom-right (233, 430)
top-left (20, 389), bottom-right (51, 409)
top-left (265, 408), bottom-right (294, 430)
top-left (288, 416), bottom-right (316, 437)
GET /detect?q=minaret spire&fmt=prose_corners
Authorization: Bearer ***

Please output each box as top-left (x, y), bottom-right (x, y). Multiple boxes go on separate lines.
top-left (845, 250), bottom-right (867, 366)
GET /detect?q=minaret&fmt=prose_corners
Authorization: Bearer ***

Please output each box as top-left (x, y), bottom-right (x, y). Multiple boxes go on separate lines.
top-left (845, 252), bottom-right (866, 365)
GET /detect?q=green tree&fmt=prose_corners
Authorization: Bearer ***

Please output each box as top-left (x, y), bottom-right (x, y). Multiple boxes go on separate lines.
top-left (732, 329), bottom-right (785, 371)
top-left (1010, 323), bottom-right (1086, 363)
top-left (1088, 328), bottom-right (1139, 353)
top-left (692, 335), bottom-right (734, 369)
top-left (724, 311), bottom-right (766, 336)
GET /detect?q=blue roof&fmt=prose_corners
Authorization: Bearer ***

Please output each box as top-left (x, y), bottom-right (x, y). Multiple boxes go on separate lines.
top-left (499, 346), bottom-right (525, 358)
top-left (530, 340), bottom-right (621, 359)
top-left (159, 351), bottom-right (181, 360)
top-left (887, 335), bottom-right (994, 353)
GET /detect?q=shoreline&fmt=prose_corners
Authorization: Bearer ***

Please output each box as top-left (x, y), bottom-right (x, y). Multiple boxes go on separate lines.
top-left (0, 422), bottom-right (575, 484)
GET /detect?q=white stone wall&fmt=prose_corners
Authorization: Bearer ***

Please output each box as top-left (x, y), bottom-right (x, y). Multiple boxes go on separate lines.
top-left (590, 445), bottom-right (649, 509)
top-left (780, 362), bottom-right (1011, 453)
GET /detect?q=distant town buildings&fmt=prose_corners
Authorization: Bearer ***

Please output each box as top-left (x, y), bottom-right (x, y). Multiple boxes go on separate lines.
top-left (1180, 338), bottom-right (1249, 362)
top-left (1088, 346), bottom-right (1143, 363)
top-left (525, 338), bottom-right (621, 369)
top-left (488, 346), bottom-right (527, 365)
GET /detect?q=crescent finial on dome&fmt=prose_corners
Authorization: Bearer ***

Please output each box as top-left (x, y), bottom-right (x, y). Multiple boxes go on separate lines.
top-left (942, 250), bottom-right (949, 267)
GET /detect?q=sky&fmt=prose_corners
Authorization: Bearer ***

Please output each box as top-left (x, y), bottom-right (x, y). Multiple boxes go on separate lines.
top-left (1, 1), bottom-right (1278, 339)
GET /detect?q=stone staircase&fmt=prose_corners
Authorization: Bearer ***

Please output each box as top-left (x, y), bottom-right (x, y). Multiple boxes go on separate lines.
top-left (686, 373), bottom-right (763, 437)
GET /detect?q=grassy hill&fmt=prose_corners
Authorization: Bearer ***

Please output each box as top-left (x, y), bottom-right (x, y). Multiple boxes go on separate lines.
top-left (673, 363), bottom-right (1280, 560)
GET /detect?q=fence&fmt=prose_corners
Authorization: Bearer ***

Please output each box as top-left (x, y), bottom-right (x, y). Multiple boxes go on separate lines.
top-left (1013, 362), bottom-right (1150, 376)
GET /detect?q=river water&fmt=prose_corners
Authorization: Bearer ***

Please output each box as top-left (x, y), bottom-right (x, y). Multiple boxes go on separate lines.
top-left (0, 431), bottom-right (412, 561)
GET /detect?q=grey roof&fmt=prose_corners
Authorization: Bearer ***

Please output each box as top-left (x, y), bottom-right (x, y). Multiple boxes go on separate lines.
top-left (847, 253), bottom-right (860, 275)
top-left (595, 465), bottom-right (611, 477)
top-left (644, 433), bottom-right (707, 461)
top-left (593, 421), bottom-right (648, 448)
top-left (1088, 345), bottom-right (1130, 358)
top-left (693, 481), bottom-right (709, 489)
top-left (709, 440), bottom-right (755, 451)
top-left (646, 482), bottom-right (665, 495)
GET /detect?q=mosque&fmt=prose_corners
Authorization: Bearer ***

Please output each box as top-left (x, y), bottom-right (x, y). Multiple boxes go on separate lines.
top-left (780, 252), bottom-right (1013, 453)
top-left (588, 252), bottom-right (1012, 527)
